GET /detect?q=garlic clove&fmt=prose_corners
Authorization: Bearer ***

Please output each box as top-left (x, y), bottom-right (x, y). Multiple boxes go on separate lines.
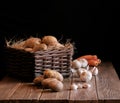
top-left (70, 83), bottom-right (78, 90)
top-left (86, 65), bottom-right (90, 70)
top-left (71, 68), bottom-right (79, 77)
top-left (77, 83), bottom-right (82, 89)
top-left (90, 66), bottom-right (99, 76)
top-left (82, 83), bottom-right (91, 89)
top-left (72, 59), bottom-right (82, 70)
top-left (78, 58), bottom-right (88, 68)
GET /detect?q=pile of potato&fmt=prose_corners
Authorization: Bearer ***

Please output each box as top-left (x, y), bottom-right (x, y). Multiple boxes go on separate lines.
top-left (7, 35), bottom-right (65, 52)
top-left (33, 69), bottom-right (64, 92)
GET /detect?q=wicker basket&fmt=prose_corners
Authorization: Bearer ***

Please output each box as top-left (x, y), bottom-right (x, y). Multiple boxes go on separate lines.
top-left (5, 43), bottom-right (74, 82)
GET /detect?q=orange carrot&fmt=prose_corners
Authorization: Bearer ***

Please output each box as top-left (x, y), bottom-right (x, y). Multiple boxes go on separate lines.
top-left (87, 59), bottom-right (101, 66)
top-left (77, 55), bottom-right (98, 61)
top-left (87, 60), bottom-right (99, 66)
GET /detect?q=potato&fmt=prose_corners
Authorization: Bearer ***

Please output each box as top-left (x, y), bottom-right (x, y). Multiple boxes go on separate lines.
top-left (43, 69), bottom-right (64, 82)
top-left (33, 75), bottom-right (44, 85)
top-left (24, 37), bottom-right (41, 48)
top-left (41, 78), bottom-right (57, 88)
top-left (42, 78), bottom-right (64, 92)
top-left (24, 48), bottom-right (33, 52)
top-left (33, 43), bottom-right (47, 52)
top-left (49, 79), bottom-right (64, 92)
top-left (42, 35), bottom-right (58, 46)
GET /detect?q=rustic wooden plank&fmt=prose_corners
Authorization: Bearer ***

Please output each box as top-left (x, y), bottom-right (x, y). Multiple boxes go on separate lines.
top-left (0, 76), bottom-right (21, 100)
top-left (9, 82), bottom-right (43, 100)
top-left (96, 62), bottom-right (120, 103)
top-left (39, 78), bottom-right (71, 103)
top-left (69, 75), bottom-right (98, 103)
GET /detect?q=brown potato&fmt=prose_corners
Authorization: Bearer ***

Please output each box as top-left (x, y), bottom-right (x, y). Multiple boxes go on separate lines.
top-left (41, 78), bottom-right (57, 88)
top-left (24, 37), bottom-right (41, 48)
top-left (42, 35), bottom-right (58, 46)
top-left (42, 78), bottom-right (64, 92)
top-left (33, 75), bottom-right (44, 85)
top-left (33, 43), bottom-right (47, 52)
top-left (43, 69), bottom-right (64, 82)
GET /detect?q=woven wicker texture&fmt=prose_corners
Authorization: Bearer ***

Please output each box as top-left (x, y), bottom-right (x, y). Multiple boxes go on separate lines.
top-left (5, 44), bottom-right (74, 82)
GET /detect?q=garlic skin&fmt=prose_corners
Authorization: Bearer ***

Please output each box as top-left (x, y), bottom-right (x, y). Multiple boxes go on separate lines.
top-left (82, 83), bottom-right (91, 89)
top-left (80, 70), bottom-right (92, 82)
top-left (71, 68), bottom-right (79, 77)
top-left (78, 58), bottom-right (88, 68)
top-left (77, 83), bottom-right (82, 89)
top-left (70, 83), bottom-right (78, 90)
top-left (86, 65), bottom-right (90, 70)
top-left (72, 59), bottom-right (82, 69)
top-left (77, 68), bottom-right (88, 77)
top-left (91, 67), bottom-right (98, 76)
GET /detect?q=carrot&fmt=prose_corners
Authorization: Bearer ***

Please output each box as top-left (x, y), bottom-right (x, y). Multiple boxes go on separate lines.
top-left (77, 55), bottom-right (98, 61)
top-left (87, 59), bottom-right (101, 66)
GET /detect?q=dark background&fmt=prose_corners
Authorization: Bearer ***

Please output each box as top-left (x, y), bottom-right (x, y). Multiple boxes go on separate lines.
top-left (0, 1), bottom-right (119, 78)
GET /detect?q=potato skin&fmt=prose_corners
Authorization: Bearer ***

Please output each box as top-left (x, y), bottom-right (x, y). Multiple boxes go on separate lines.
top-left (24, 37), bottom-right (41, 48)
top-left (42, 78), bottom-right (64, 92)
top-left (43, 69), bottom-right (64, 82)
top-left (41, 78), bottom-right (56, 88)
top-left (33, 75), bottom-right (44, 85)
top-left (49, 79), bottom-right (64, 92)
top-left (42, 36), bottom-right (58, 46)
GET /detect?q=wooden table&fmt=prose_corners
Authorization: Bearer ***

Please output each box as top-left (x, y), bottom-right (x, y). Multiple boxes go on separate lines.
top-left (0, 62), bottom-right (120, 103)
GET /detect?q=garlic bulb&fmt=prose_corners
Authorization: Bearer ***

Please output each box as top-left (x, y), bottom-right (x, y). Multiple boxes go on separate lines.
top-left (78, 58), bottom-right (88, 67)
top-left (72, 60), bottom-right (82, 70)
top-left (70, 83), bottom-right (78, 90)
top-left (80, 70), bottom-right (92, 82)
top-left (90, 67), bottom-right (98, 76)
top-left (77, 68), bottom-right (88, 77)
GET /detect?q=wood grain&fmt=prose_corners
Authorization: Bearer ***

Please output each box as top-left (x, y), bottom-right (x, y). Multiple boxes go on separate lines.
top-left (69, 76), bottom-right (98, 103)
top-left (9, 82), bottom-right (43, 100)
top-left (0, 76), bottom-right (21, 100)
top-left (96, 62), bottom-right (120, 103)
top-left (0, 62), bottom-right (120, 103)
top-left (39, 78), bottom-right (71, 103)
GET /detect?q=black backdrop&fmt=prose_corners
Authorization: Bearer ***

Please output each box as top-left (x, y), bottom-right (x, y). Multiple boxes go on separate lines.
top-left (0, 1), bottom-right (119, 78)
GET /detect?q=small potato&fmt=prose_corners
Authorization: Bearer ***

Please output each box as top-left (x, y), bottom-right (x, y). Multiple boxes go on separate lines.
top-left (33, 43), bottom-right (47, 52)
top-left (41, 78), bottom-right (57, 88)
top-left (43, 69), bottom-right (64, 82)
top-left (42, 78), bottom-right (64, 92)
top-left (24, 48), bottom-right (33, 52)
top-left (33, 75), bottom-right (44, 85)
top-left (24, 37), bottom-right (41, 48)
top-left (47, 43), bottom-right (64, 50)
top-left (54, 43), bottom-right (65, 49)
top-left (42, 35), bottom-right (58, 46)
top-left (49, 79), bottom-right (64, 92)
